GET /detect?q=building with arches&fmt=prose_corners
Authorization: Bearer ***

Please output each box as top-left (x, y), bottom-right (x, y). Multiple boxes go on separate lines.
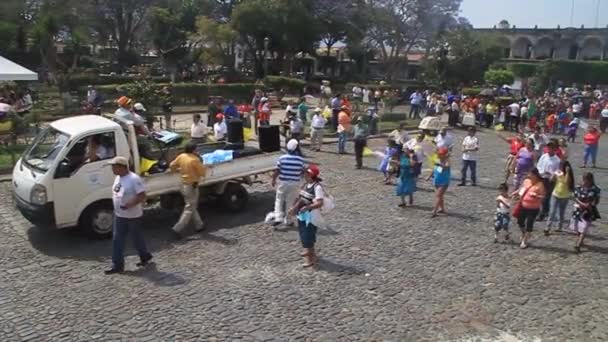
top-left (475, 21), bottom-right (608, 61)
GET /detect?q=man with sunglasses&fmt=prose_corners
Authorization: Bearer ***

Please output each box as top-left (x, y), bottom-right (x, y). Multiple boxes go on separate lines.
top-left (105, 156), bottom-right (152, 275)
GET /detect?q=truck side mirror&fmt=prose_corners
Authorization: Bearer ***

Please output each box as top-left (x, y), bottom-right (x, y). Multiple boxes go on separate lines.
top-left (55, 159), bottom-right (73, 179)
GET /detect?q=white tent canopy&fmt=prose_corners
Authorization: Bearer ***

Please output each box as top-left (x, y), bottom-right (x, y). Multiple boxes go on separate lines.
top-left (0, 56), bottom-right (38, 81)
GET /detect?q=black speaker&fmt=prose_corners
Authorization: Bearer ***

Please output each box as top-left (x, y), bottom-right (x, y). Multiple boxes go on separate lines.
top-left (259, 125), bottom-right (281, 152)
top-left (227, 119), bottom-right (244, 148)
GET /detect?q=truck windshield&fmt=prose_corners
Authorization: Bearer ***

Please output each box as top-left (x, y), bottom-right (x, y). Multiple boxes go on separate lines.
top-left (22, 127), bottom-right (70, 172)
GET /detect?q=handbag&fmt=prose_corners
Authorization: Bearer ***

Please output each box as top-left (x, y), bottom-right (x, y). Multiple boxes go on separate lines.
top-left (512, 185), bottom-right (532, 219)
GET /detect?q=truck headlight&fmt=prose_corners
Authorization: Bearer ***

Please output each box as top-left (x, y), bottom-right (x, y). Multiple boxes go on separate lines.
top-left (30, 184), bottom-right (47, 205)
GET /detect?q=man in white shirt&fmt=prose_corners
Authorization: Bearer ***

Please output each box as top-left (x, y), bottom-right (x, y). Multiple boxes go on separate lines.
top-left (600, 104), bottom-right (608, 133)
top-left (310, 108), bottom-right (327, 151)
top-left (434, 128), bottom-right (454, 151)
top-left (390, 123), bottom-right (410, 147)
top-left (352, 86), bottom-right (362, 100)
top-left (213, 113), bottom-right (228, 141)
top-left (362, 87), bottom-right (370, 104)
top-left (536, 143), bottom-right (561, 221)
top-left (105, 156), bottom-right (152, 274)
top-left (409, 91), bottom-right (422, 119)
top-left (527, 126), bottom-right (548, 159)
top-left (190, 113), bottom-right (207, 143)
top-left (509, 102), bottom-right (520, 132)
top-left (572, 101), bottom-right (583, 118)
top-left (459, 127), bottom-right (479, 186)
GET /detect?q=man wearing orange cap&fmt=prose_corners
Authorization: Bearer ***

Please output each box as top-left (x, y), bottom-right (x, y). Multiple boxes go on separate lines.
top-left (114, 96), bottom-right (150, 135)
top-left (213, 113), bottom-right (227, 141)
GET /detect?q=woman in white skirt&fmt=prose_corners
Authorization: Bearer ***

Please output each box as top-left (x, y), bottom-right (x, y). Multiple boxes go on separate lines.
top-left (569, 172), bottom-right (601, 253)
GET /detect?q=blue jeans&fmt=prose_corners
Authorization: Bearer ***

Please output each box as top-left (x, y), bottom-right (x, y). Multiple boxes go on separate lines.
top-left (338, 132), bottom-right (348, 153)
top-left (584, 144), bottom-right (598, 166)
top-left (547, 196), bottom-right (569, 230)
top-left (298, 220), bottom-right (318, 248)
top-left (112, 216), bottom-right (151, 270)
top-left (461, 160), bottom-right (477, 184)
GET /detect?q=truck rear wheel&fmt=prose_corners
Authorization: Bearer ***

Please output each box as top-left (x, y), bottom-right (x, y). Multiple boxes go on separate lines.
top-left (80, 201), bottom-right (114, 239)
top-left (220, 183), bottom-right (248, 212)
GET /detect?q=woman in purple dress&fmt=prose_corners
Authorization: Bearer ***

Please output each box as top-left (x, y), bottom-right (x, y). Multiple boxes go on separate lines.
top-left (513, 139), bottom-right (535, 189)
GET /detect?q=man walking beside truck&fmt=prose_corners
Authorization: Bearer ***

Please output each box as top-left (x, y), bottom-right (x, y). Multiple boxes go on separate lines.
top-left (105, 156), bottom-right (153, 275)
top-left (170, 142), bottom-right (208, 239)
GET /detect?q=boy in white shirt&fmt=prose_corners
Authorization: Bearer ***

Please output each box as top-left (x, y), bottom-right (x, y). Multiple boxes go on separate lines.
top-left (213, 113), bottom-right (227, 141)
top-left (459, 127), bottom-right (479, 186)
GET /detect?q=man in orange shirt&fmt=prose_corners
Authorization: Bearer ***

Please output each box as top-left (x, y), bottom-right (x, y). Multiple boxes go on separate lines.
top-left (583, 126), bottom-right (601, 168)
top-left (337, 106), bottom-right (351, 154)
top-left (170, 142), bottom-right (207, 238)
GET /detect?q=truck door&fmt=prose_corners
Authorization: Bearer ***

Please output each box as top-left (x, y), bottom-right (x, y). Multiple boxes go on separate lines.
top-left (52, 131), bottom-right (117, 227)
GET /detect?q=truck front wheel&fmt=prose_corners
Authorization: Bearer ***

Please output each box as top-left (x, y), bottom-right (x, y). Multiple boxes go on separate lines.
top-left (80, 201), bottom-right (114, 239)
top-left (220, 183), bottom-right (249, 212)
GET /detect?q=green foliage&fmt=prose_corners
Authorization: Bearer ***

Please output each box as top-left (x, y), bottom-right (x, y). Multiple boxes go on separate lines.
top-left (425, 30), bottom-right (504, 87)
top-left (264, 76), bottom-right (306, 92)
top-left (192, 16), bottom-right (237, 67)
top-left (461, 87), bottom-right (483, 96)
top-left (95, 82), bottom-right (258, 106)
top-left (484, 69), bottom-right (514, 86)
top-left (507, 63), bottom-right (538, 78)
top-left (67, 74), bottom-right (170, 90)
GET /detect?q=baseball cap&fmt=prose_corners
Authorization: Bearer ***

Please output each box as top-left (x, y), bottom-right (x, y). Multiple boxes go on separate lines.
top-left (287, 139), bottom-right (299, 151)
top-left (437, 147), bottom-right (449, 156)
top-left (107, 156), bottom-right (129, 166)
top-left (314, 107), bottom-right (322, 112)
top-left (306, 164), bottom-right (321, 180)
top-left (133, 103), bottom-right (146, 111)
top-left (216, 113), bottom-right (224, 120)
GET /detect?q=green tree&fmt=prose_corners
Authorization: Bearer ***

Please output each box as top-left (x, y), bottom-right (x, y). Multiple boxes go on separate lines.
top-left (191, 16), bottom-right (237, 68)
top-left (232, 0), bottom-right (319, 78)
top-left (424, 30), bottom-right (504, 87)
top-left (484, 69), bottom-right (514, 87)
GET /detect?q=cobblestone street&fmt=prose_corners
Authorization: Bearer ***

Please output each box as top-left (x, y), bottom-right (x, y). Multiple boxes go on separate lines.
top-left (0, 128), bottom-right (607, 341)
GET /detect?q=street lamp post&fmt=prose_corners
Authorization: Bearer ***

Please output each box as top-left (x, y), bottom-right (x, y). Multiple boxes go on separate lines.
top-left (263, 37), bottom-right (270, 77)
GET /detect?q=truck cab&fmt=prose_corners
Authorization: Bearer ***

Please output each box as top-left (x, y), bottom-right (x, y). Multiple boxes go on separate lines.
top-left (13, 115), bottom-right (129, 236)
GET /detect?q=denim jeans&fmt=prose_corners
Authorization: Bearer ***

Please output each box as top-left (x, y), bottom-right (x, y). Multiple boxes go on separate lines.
top-left (338, 132), bottom-right (348, 153)
top-left (584, 144), bottom-right (598, 166)
top-left (298, 220), bottom-right (318, 248)
top-left (461, 160), bottom-right (477, 184)
top-left (112, 216), bottom-right (151, 270)
top-left (540, 178), bottom-right (555, 219)
top-left (547, 196), bottom-right (569, 230)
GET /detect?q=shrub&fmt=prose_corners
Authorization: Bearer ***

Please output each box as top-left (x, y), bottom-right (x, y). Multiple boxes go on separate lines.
top-left (484, 69), bottom-right (515, 87)
top-left (63, 73), bottom-right (171, 90)
top-left (461, 87), bottom-right (483, 96)
top-left (507, 63), bottom-right (538, 78)
top-left (264, 76), bottom-right (306, 93)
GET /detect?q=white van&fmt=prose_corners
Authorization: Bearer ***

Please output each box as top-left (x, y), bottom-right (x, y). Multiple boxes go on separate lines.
top-left (12, 115), bottom-right (279, 238)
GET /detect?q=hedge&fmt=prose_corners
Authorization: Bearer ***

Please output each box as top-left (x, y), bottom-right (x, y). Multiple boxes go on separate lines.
top-left (264, 76), bottom-right (306, 93)
top-left (64, 74), bottom-right (170, 90)
top-left (461, 87), bottom-right (483, 96)
top-left (92, 83), bottom-right (259, 106)
top-left (540, 60), bottom-right (608, 85)
top-left (507, 63), bottom-right (538, 78)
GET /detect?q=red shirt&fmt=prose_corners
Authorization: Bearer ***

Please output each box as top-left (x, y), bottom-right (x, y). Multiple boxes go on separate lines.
top-left (584, 132), bottom-right (601, 146)
top-left (507, 138), bottom-right (524, 155)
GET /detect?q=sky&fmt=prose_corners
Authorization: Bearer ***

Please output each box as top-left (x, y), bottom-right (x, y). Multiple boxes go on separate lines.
top-left (460, 0), bottom-right (608, 28)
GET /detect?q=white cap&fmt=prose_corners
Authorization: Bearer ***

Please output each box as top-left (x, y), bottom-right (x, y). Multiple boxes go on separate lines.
top-left (107, 156), bottom-right (129, 166)
top-left (287, 139), bottom-right (299, 151)
top-left (260, 97), bottom-right (269, 102)
top-left (314, 107), bottom-right (322, 112)
top-left (133, 103), bottom-right (146, 111)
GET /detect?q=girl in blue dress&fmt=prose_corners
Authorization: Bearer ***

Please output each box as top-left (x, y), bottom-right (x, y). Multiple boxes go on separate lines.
top-left (379, 139), bottom-right (399, 184)
top-left (394, 148), bottom-right (418, 207)
top-left (427, 147), bottom-right (451, 217)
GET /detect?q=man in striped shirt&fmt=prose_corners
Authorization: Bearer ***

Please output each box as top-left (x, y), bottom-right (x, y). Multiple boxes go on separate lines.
top-left (271, 139), bottom-right (304, 227)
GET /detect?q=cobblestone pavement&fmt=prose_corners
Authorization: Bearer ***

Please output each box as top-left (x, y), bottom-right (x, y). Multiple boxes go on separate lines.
top-left (0, 128), bottom-right (607, 342)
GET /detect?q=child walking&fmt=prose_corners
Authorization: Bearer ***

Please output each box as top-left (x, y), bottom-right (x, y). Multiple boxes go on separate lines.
top-left (379, 139), bottom-right (399, 184)
top-left (494, 183), bottom-right (511, 243)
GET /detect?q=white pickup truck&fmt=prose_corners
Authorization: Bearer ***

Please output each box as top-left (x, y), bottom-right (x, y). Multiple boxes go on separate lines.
top-left (12, 115), bottom-right (279, 238)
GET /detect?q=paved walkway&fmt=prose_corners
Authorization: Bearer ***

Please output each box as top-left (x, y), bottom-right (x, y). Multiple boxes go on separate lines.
top-left (0, 128), bottom-right (607, 341)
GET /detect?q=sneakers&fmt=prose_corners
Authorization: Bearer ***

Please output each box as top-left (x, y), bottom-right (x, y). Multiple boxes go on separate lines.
top-left (457, 183), bottom-right (466, 186)
top-left (520, 241), bottom-right (528, 249)
top-left (136, 254), bottom-right (153, 267)
top-left (104, 268), bottom-right (124, 275)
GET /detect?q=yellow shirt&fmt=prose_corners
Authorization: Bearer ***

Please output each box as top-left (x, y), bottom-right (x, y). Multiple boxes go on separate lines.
top-left (170, 153), bottom-right (207, 185)
top-left (486, 104), bottom-right (497, 114)
top-left (552, 173), bottom-right (571, 199)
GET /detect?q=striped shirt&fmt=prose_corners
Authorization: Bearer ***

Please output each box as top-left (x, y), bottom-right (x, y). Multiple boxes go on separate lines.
top-left (277, 154), bottom-right (304, 183)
